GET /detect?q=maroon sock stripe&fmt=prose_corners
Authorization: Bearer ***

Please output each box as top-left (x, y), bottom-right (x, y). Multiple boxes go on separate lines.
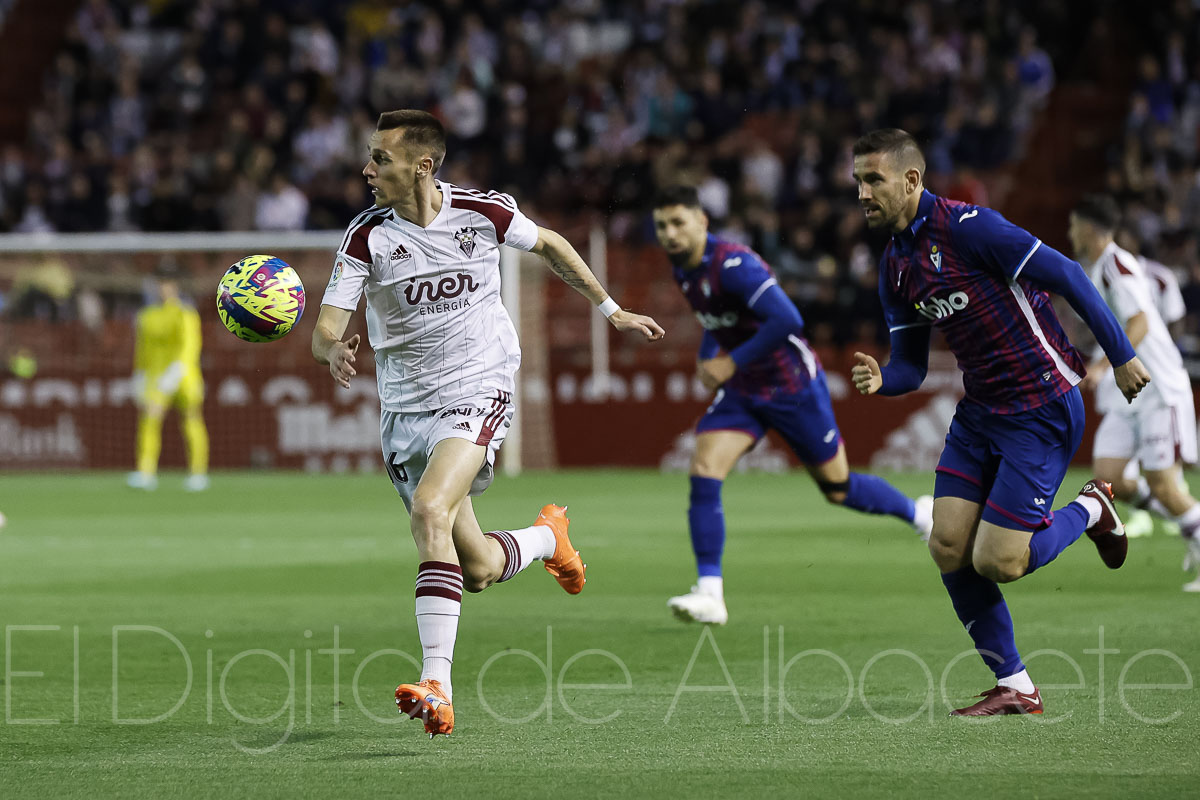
top-left (484, 530), bottom-right (521, 582)
top-left (416, 561), bottom-right (463, 602)
top-left (419, 561), bottom-right (462, 575)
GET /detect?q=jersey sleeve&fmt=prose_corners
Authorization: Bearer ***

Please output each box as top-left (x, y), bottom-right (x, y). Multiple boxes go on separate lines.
top-left (715, 250), bottom-right (779, 309)
top-left (949, 206), bottom-right (1042, 280)
top-left (1154, 265), bottom-right (1187, 324)
top-left (503, 196), bottom-right (539, 252)
top-left (1101, 253), bottom-right (1153, 327)
top-left (323, 221), bottom-right (374, 311)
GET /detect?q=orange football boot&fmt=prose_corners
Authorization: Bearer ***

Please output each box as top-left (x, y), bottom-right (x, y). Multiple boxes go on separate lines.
top-left (395, 679), bottom-right (454, 738)
top-left (537, 504), bottom-right (586, 594)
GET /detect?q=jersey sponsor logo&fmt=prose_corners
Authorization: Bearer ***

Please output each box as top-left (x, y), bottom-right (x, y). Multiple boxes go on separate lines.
top-left (1033, 497), bottom-right (1046, 506)
top-left (454, 226), bottom-right (479, 258)
top-left (930, 244), bottom-right (942, 271)
top-left (403, 272), bottom-right (480, 305)
top-left (391, 244), bottom-right (412, 262)
top-left (695, 310), bottom-right (739, 330)
top-left (914, 290), bottom-right (969, 321)
top-left (823, 429), bottom-right (836, 443)
top-left (701, 278), bottom-right (711, 298)
top-left (958, 209), bottom-right (979, 223)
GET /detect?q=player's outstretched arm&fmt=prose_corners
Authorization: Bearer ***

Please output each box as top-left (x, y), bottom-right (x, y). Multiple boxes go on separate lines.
top-left (1018, 246), bottom-right (1149, 401)
top-left (854, 325), bottom-right (931, 397)
top-left (531, 227), bottom-right (664, 341)
top-left (312, 304), bottom-right (359, 389)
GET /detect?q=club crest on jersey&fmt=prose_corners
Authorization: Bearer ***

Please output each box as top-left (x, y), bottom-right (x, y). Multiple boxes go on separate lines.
top-left (930, 245), bottom-right (943, 271)
top-left (454, 227), bottom-right (478, 258)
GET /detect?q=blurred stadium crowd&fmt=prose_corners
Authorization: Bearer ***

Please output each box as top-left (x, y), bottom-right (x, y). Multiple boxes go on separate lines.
top-left (0, 0), bottom-right (1194, 351)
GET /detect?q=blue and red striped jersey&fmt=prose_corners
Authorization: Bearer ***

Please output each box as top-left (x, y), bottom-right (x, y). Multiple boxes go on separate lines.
top-left (880, 191), bottom-right (1086, 414)
top-left (673, 235), bottom-right (821, 398)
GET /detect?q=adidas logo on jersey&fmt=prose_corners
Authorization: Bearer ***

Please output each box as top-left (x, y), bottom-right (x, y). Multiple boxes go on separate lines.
top-left (452, 421), bottom-right (472, 431)
top-left (391, 244), bottom-right (412, 261)
top-left (914, 290), bottom-right (969, 321)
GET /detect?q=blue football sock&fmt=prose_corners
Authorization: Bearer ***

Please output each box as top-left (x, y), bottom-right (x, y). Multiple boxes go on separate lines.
top-left (941, 566), bottom-right (1024, 679)
top-left (843, 472), bottom-right (916, 522)
top-left (688, 476), bottom-right (725, 578)
top-left (1025, 501), bottom-right (1088, 574)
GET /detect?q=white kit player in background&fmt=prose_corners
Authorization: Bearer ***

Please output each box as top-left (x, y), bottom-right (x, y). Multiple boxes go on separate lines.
top-left (1116, 240), bottom-right (1191, 537)
top-left (1069, 195), bottom-right (1200, 592)
top-left (312, 110), bottom-right (665, 737)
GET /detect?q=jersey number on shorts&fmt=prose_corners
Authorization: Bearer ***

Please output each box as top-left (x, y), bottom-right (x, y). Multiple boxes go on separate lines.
top-left (386, 453), bottom-right (409, 484)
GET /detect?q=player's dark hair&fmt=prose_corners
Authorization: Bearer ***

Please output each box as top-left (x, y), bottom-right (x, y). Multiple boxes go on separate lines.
top-left (652, 185), bottom-right (703, 211)
top-left (1073, 193), bottom-right (1121, 231)
top-left (377, 109), bottom-right (446, 174)
top-left (852, 128), bottom-right (926, 175)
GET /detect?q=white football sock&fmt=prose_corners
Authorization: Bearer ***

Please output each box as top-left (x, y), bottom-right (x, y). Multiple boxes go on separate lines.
top-left (415, 561), bottom-right (462, 701)
top-left (1076, 496), bottom-right (1102, 527)
top-left (697, 575), bottom-right (724, 598)
top-left (997, 668), bottom-right (1036, 694)
top-left (485, 525), bottom-right (555, 582)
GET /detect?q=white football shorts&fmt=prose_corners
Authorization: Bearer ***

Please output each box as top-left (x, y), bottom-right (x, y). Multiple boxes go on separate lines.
top-left (1093, 397), bottom-right (1197, 471)
top-left (380, 389), bottom-right (515, 510)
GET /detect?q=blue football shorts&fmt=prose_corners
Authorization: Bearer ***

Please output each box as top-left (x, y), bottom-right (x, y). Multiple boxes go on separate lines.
top-left (695, 372), bottom-right (842, 466)
top-left (934, 387), bottom-right (1085, 530)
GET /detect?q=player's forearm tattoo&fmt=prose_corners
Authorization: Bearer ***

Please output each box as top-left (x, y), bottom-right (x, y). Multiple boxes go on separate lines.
top-left (546, 254), bottom-right (592, 292)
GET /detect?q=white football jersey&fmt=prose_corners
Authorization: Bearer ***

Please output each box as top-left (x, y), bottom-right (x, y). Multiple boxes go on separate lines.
top-left (322, 181), bottom-right (540, 411)
top-left (1139, 256), bottom-right (1187, 325)
top-left (1088, 241), bottom-right (1193, 415)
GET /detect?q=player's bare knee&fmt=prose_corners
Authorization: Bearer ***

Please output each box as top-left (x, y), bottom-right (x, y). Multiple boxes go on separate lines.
top-left (974, 556), bottom-right (1023, 584)
top-left (688, 458), bottom-right (725, 480)
top-left (928, 530), bottom-right (968, 572)
top-left (409, 494), bottom-right (453, 542)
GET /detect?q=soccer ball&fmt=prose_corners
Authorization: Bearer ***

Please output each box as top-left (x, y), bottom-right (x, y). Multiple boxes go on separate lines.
top-left (216, 255), bottom-right (305, 343)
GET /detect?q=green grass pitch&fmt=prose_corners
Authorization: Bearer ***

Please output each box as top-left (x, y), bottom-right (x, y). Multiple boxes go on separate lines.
top-left (2, 468), bottom-right (1197, 798)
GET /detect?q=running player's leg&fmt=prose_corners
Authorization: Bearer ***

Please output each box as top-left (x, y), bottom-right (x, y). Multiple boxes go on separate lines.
top-left (805, 443), bottom-right (931, 536)
top-left (667, 389), bottom-right (758, 624)
top-left (977, 388), bottom-right (1122, 578)
top-left (407, 436), bottom-right (483, 698)
top-left (765, 373), bottom-right (931, 536)
top-left (1135, 405), bottom-right (1200, 587)
top-left (451, 497), bottom-right (563, 592)
top-left (930, 400), bottom-right (1038, 714)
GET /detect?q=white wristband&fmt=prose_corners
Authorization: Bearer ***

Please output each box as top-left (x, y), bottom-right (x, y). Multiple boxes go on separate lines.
top-left (598, 297), bottom-right (620, 317)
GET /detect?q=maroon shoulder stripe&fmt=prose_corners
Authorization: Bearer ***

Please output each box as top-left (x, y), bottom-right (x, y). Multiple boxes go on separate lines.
top-left (451, 196), bottom-right (515, 243)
